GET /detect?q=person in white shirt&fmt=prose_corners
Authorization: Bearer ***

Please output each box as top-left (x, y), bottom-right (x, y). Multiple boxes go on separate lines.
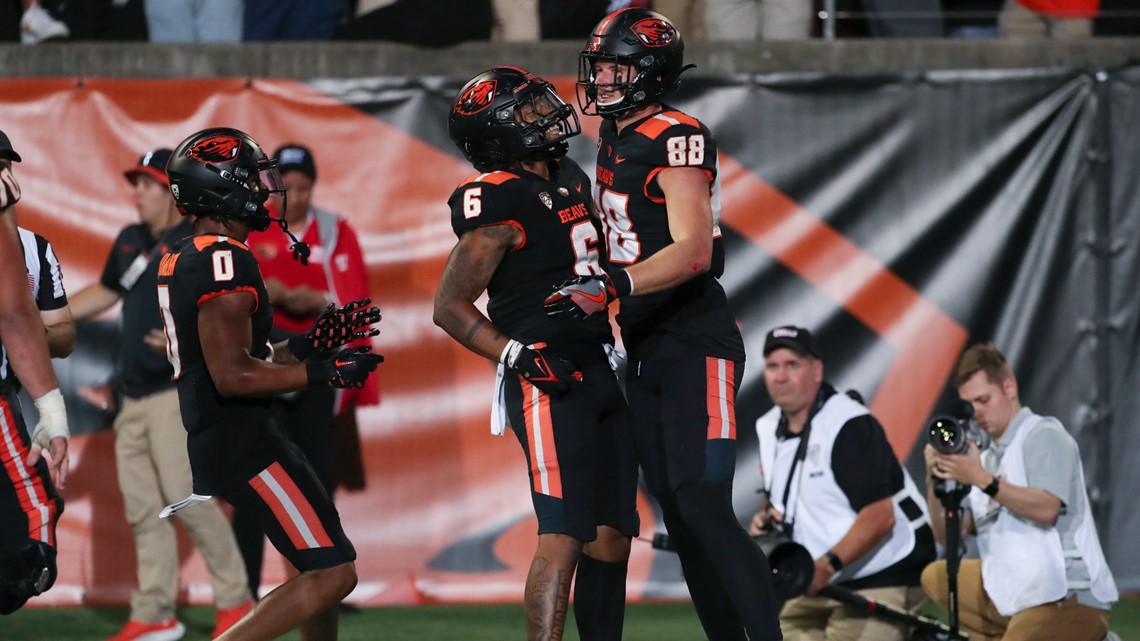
top-left (924, 342), bottom-right (1117, 641)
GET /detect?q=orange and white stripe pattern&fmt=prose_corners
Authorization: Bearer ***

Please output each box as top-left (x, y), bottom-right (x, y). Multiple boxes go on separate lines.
top-left (706, 357), bottom-right (737, 440)
top-left (248, 462), bottom-right (333, 550)
top-left (521, 381), bottom-right (563, 498)
top-left (0, 398), bottom-right (56, 545)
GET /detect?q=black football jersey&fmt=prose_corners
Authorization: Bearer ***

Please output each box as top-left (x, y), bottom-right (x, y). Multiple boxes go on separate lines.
top-left (157, 234), bottom-right (279, 492)
top-left (447, 158), bottom-right (613, 360)
top-left (594, 107), bottom-right (745, 360)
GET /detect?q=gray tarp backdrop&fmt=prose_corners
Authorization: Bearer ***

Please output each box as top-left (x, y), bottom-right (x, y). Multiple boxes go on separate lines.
top-left (7, 59), bottom-right (1138, 600)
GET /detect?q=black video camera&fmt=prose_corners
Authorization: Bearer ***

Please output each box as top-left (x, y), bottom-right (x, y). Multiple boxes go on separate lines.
top-left (927, 400), bottom-right (990, 455)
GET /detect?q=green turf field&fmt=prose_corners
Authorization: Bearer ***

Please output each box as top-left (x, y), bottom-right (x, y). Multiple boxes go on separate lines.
top-left (6, 599), bottom-right (1138, 641)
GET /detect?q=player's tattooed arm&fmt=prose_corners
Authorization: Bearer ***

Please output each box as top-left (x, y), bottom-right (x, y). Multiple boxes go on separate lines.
top-left (433, 224), bottom-right (519, 363)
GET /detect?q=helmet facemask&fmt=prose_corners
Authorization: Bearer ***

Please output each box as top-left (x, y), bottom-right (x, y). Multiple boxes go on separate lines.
top-left (578, 54), bottom-right (662, 118)
top-left (508, 82), bottom-right (581, 164)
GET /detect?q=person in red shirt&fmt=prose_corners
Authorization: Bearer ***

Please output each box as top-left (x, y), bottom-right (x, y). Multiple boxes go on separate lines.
top-left (1000, 0), bottom-right (1100, 37)
top-left (240, 143), bottom-right (376, 599)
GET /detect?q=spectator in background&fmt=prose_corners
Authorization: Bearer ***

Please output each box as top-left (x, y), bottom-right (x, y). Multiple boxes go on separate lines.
top-left (144, 0), bottom-right (241, 43)
top-left (240, 143), bottom-right (376, 598)
top-left (69, 148), bottom-right (253, 641)
top-left (705, 0), bottom-right (814, 40)
top-left (336, 0), bottom-right (493, 45)
top-left (999, 0), bottom-right (1099, 37)
top-left (753, 326), bottom-right (934, 641)
top-left (244, 0), bottom-right (349, 41)
top-left (0, 129), bottom-right (69, 615)
top-left (860, 0), bottom-right (944, 36)
top-left (16, 0), bottom-right (69, 44)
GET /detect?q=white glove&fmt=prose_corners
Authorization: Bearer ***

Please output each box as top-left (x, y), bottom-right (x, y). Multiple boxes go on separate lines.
top-left (31, 388), bottom-right (69, 451)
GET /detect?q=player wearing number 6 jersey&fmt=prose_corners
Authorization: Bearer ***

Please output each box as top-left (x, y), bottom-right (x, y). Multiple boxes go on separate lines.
top-left (435, 67), bottom-right (639, 641)
top-left (158, 127), bottom-right (381, 641)
top-left (545, 8), bottom-right (783, 641)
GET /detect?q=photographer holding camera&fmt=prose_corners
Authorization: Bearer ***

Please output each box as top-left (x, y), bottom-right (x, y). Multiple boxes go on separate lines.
top-left (922, 343), bottom-right (1117, 641)
top-left (753, 326), bottom-right (936, 640)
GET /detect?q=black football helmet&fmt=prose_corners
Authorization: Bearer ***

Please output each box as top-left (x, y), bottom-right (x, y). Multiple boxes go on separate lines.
top-left (0, 539), bottom-right (56, 615)
top-left (578, 8), bottom-right (691, 118)
top-left (448, 66), bottom-right (581, 172)
top-left (166, 127), bottom-right (285, 232)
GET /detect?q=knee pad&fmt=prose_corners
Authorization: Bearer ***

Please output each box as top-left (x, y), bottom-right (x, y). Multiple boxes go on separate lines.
top-left (0, 539), bottom-right (57, 615)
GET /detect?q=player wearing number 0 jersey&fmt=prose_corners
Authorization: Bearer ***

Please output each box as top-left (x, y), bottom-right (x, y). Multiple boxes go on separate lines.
top-left (159, 127), bottom-right (382, 641)
top-left (545, 8), bottom-right (783, 641)
top-left (437, 67), bottom-right (638, 641)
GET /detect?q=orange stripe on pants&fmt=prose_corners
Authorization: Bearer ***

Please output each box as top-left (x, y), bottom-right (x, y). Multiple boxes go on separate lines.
top-left (248, 461), bottom-right (333, 550)
top-left (706, 357), bottom-right (736, 440)
top-left (0, 397), bottom-right (55, 545)
top-left (521, 381), bottom-right (562, 498)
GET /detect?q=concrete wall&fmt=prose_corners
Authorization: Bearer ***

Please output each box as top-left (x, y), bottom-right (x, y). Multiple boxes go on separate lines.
top-left (2, 39), bottom-right (1140, 79)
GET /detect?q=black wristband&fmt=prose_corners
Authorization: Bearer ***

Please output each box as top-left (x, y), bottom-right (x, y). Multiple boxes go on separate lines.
top-left (288, 334), bottom-right (313, 361)
top-left (982, 475), bottom-right (1001, 497)
top-left (825, 550), bottom-right (844, 572)
top-left (305, 360), bottom-right (327, 387)
top-left (608, 270), bottom-right (633, 298)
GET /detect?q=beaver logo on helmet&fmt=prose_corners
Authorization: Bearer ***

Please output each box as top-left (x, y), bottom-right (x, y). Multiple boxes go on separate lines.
top-left (630, 17), bottom-right (675, 47)
top-left (454, 80), bottom-right (497, 116)
top-left (187, 135), bottom-right (243, 163)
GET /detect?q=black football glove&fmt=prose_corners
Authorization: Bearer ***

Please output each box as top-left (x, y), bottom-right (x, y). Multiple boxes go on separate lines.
top-left (501, 340), bottom-right (582, 395)
top-left (544, 274), bottom-right (619, 320)
top-left (306, 346), bottom-right (384, 389)
top-left (288, 298), bottom-right (381, 360)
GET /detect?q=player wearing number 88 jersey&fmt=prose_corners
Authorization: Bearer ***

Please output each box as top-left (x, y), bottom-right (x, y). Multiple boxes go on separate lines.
top-left (552, 8), bottom-right (783, 641)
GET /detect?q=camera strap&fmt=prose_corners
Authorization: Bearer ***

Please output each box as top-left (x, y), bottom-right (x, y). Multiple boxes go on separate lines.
top-left (780, 421), bottom-right (811, 529)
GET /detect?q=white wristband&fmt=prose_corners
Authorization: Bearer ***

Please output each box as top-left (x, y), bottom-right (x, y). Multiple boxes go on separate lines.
top-left (31, 388), bottom-right (69, 449)
top-left (500, 339), bottom-right (525, 368)
top-left (624, 270), bottom-right (636, 296)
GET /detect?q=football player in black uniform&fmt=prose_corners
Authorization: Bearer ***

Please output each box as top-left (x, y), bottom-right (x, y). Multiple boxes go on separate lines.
top-left (545, 9), bottom-right (783, 641)
top-left (435, 67), bottom-right (639, 641)
top-left (0, 130), bottom-right (68, 616)
top-left (159, 128), bottom-right (381, 641)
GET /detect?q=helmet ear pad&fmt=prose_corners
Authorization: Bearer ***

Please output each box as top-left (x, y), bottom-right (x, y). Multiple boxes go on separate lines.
top-left (448, 66), bottom-right (581, 173)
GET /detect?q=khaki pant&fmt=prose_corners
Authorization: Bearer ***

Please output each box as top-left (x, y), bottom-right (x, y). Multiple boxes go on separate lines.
top-left (780, 585), bottom-right (927, 641)
top-left (998, 0), bottom-right (1093, 38)
top-left (921, 559), bottom-right (1110, 641)
top-left (705, 0), bottom-right (813, 40)
top-left (115, 388), bottom-right (250, 622)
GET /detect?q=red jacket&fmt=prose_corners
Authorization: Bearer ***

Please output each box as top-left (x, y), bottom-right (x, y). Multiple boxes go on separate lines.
top-left (1018, 0), bottom-right (1100, 17)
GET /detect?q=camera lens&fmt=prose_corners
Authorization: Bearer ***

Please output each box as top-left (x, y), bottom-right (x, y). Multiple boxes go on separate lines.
top-left (928, 416), bottom-right (967, 454)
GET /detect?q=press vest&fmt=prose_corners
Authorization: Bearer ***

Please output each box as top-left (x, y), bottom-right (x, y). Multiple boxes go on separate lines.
top-left (756, 393), bottom-right (930, 582)
top-left (966, 411), bottom-right (1118, 615)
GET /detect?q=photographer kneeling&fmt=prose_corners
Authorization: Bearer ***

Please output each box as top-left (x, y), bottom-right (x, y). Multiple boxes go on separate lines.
top-left (754, 326), bottom-right (936, 641)
top-left (923, 343), bottom-right (1117, 641)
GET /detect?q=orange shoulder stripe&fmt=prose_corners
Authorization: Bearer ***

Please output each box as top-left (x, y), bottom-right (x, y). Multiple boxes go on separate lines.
top-left (193, 235), bottom-right (250, 251)
top-left (459, 171), bottom-right (519, 187)
top-left (634, 111), bottom-right (700, 140)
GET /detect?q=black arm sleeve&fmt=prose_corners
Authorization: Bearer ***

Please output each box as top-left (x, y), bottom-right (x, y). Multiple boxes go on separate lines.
top-left (831, 415), bottom-right (903, 512)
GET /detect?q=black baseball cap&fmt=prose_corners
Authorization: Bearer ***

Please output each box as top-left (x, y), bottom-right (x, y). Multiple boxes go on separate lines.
top-left (0, 130), bottom-right (21, 163)
top-left (763, 325), bottom-right (819, 358)
top-left (273, 144), bottom-right (316, 181)
top-left (124, 148), bottom-right (173, 186)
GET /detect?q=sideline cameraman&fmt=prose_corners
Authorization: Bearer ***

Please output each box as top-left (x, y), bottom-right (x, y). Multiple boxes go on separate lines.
top-left (923, 343), bottom-right (1117, 641)
top-left (753, 326), bottom-right (935, 641)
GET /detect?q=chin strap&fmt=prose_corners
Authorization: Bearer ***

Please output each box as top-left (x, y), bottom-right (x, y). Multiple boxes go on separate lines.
top-left (266, 211), bottom-right (310, 265)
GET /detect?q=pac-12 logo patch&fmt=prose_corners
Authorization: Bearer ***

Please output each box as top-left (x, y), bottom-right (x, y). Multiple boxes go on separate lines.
top-left (455, 80), bottom-right (497, 115)
top-left (187, 135), bottom-right (242, 163)
top-left (630, 18), bottom-right (675, 47)
top-left (539, 192), bottom-right (553, 209)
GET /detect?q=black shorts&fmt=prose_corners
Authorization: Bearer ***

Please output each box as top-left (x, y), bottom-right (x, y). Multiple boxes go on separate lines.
top-left (626, 353), bottom-right (744, 496)
top-left (505, 359), bottom-right (640, 542)
top-left (217, 438), bottom-right (355, 572)
top-left (0, 388), bottom-right (63, 548)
